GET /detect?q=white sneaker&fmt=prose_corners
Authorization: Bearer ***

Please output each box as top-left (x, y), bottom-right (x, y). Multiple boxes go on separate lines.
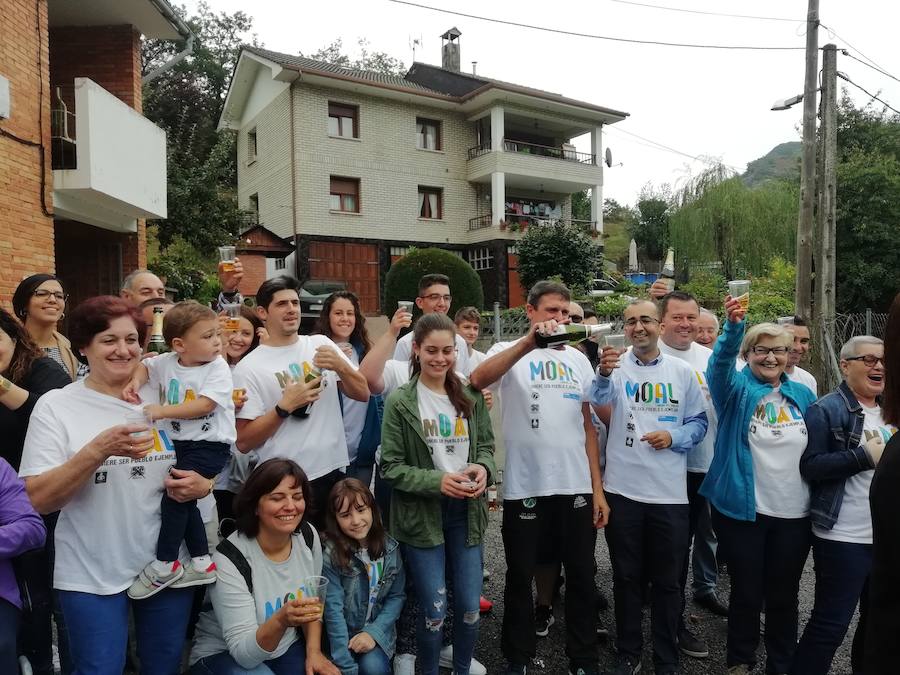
top-left (439, 645), bottom-right (487, 675)
top-left (393, 653), bottom-right (415, 675)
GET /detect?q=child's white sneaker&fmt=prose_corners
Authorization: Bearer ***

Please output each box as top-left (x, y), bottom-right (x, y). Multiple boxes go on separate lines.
top-left (127, 560), bottom-right (183, 600)
top-left (172, 560), bottom-right (218, 588)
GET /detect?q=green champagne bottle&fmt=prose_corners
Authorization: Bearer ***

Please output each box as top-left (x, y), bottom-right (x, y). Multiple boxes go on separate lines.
top-left (535, 323), bottom-right (613, 349)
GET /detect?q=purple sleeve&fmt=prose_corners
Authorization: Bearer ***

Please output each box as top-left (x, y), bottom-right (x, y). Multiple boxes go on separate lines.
top-left (0, 459), bottom-right (46, 558)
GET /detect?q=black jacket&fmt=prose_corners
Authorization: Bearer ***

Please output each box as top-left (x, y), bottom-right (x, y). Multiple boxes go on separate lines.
top-left (0, 357), bottom-right (71, 470)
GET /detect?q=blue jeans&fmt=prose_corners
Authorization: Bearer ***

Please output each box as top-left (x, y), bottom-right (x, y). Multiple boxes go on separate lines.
top-left (353, 644), bottom-right (391, 675)
top-left (57, 587), bottom-right (194, 675)
top-left (402, 498), bottom-right (483, 675)
top-left (190, 639), bottom-right (305, 674)
top-left (792, 536), bottom-right (871, 675)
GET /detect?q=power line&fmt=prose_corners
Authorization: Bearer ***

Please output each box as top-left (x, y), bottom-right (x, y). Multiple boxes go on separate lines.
top-left (605, 126), bottom-right (743, 173)
top-left (819, 23), bottom-right (889, 73)
top-left (838, 74), bottom-right (900, 116)
top-left (841, 51), bottom-right (900, 87)
top-left (387, 0), bottom-right (806, 51)
top-left (609, 0), bottom-right (800, 23)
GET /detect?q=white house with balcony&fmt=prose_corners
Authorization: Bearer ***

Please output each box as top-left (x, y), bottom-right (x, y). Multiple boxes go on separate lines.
top-left (219, 28), bottom-right (627, 310)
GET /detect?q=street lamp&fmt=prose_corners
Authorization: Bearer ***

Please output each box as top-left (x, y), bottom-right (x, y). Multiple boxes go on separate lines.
top-left (771, 93), bottom-right (804, 111)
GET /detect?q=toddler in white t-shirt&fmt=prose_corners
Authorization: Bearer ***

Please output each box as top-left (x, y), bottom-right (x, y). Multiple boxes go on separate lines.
top-left (123, 301), bottom-right (236, 599)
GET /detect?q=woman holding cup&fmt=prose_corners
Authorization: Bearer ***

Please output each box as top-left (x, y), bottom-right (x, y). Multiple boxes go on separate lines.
top-left (190, 458), bottom-right (339, 674)
top-left (379, 313), bottom-right (495, 675)
top-left (18, 296), bottom-right (209, 673)
top-left (699, 294), bottom-right (817, 674)
top-left (313, 291), bottom-right (383, 487)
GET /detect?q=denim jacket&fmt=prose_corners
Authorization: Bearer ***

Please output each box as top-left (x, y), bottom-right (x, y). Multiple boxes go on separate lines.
top-left (699, 319), bottom-right (817, 521)
top-left (322, 535), bottom-right (405, 674)
top-left (799, 381), bottom-right (876, 530)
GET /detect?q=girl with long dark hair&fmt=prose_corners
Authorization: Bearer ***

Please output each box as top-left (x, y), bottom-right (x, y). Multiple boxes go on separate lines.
top-left (379, 313), bottom-right (495, 675)
top-left (322, 478), bottom-right (405, 674)
top-left (314, 291), bottom-right (381, 486)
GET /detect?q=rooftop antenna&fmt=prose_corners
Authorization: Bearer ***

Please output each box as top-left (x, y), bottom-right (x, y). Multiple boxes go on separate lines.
top-left (409, 34), bottom-right (423, 61)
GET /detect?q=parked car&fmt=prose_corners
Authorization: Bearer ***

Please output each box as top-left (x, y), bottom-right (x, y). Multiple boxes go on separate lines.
top-left (300, 280), bottom-right (346, 332)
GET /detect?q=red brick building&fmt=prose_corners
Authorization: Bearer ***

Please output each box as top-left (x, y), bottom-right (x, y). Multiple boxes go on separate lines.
top-left (0, 0), bottom-right (189, 306)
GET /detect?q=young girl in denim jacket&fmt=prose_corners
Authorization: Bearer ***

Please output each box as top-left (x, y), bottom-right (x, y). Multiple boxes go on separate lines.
top-left (323, 478), bottom-right (405, 675)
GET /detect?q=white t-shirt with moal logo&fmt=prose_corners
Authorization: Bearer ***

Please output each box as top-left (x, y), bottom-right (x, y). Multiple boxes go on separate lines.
top-left (19, 380), bottom-right (180, 594)
top-left (416, 381), bottom-right (470, 474)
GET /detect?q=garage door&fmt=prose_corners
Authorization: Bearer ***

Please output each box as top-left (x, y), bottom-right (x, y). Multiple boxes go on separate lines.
top-left (308, 242), bottom-right (380, 313)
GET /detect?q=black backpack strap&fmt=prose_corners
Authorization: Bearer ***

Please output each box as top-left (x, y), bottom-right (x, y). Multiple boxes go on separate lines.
top-left (300, 521), bottom-right (314, 550)
top-left (216, 538), bottom-right (253, 594)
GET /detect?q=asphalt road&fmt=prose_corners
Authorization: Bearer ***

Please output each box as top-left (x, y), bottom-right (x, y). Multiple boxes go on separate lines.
top-left (471, 509), bottom-right (858, 674)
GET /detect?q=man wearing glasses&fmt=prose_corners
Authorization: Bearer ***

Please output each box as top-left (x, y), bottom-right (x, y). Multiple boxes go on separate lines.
top-left (591, 299), bottom-right (708, 675)
top-left (392, 274), bottom-right (471, 376)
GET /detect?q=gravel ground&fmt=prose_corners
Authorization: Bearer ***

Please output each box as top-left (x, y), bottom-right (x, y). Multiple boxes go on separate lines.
top-left (471, 509), bottom-right (857, 674)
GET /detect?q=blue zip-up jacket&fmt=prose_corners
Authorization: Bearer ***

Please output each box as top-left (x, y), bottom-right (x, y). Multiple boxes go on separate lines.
top-left (800, 381), bottom-right (876, 530)
top-left (699, 319), bottom-right (818, 522)
top-left (322, 535), bottom-right (405, 674)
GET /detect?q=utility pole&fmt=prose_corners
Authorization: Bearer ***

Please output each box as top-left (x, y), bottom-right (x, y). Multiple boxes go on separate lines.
top-left (817, 45), bottom-right (837, 331)
top-left (815, 44), bottom-right (839, 387)
top-left (794, 0), bottom-right (819, 324)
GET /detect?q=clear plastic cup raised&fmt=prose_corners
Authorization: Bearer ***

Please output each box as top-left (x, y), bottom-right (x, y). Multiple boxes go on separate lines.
top-left (605, 334), bottom-right (627, 350)
top-left (302, 575), bottom-right (329, 616)
top-left (218, 245), bottom-right (236, 273)
top-left (223, 302), bottom-right (241, 331)
top-left (125, 410), bottom-right (152, 439)
top-left (727, 280), bottom-right (751, 311)
top-left (397, 300), bottom-right (414, 315)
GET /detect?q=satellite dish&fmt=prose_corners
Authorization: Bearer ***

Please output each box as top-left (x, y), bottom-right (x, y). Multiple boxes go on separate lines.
top-left (605, 147), bottom-right (613, 168)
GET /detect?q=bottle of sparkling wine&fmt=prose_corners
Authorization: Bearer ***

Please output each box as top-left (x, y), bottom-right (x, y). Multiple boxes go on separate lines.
top-left (146, 306), bottom-right (169, 354)
top-left (535, 323), bottom-right (613, 349)
top-left (660, 248), bottom-right (676, 290)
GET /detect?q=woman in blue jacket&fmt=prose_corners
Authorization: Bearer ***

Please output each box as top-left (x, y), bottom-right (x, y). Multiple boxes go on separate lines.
top-left (323, 478), bottom-right (405, 675)
top-left (700, 295), bottom-right (817, 675)
top-left (793, 336), bottom-right (891, 674)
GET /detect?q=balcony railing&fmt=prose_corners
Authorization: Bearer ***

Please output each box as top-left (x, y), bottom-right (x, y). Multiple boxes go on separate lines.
top-left (466, 139), bottom-right (596, 165)
top-left (503, 139), bottom-right (596, 164)
top-left (467, 143), bottom-right (491, 160)
top-left (468, 214), bottom-right (492, 231)
top-left (51, 85), bottom-right (77, 170)
top-left (502, 213), bottom-right (598, 233)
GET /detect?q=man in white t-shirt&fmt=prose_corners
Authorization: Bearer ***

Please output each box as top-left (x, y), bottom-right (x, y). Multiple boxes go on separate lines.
top-left (469, 280), bottom-right (607, 675)
top-left (656, 292), bottom-right (727, 657)
top-left (233, 276), bottom-right (368, 528)
top-left (392, 274), bottom-right (470, 376)
top-left (591, 299), bottom-right (708, 675)
top-left (782, 316), bottom-right (818, 396)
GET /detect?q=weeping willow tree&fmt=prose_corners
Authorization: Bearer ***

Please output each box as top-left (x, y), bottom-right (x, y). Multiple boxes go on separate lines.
top-left (669, 164), bottom-right (798, 279)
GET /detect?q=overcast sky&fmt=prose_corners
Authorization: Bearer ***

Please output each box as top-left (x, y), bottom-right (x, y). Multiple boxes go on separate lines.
top-left (188, 0), bottom-right (900, 205)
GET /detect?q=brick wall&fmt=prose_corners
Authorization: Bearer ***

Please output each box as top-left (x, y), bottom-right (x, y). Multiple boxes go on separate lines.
top-left (0, 0), bottom-right (55, 304)
top-left (235, 253), bottom-right (269, 298)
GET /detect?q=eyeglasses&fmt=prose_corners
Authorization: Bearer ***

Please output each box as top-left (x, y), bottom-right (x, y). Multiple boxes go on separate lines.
top-left (845, 355), bottom-right (885, 367)
top-left (750, 346), bottom-right (789, 356)
top-left (569, 315), bottom-right (583, 323)
top-left (624, 316), bottom-right (660, 328)
top-left (33, 289), bottom-right (67, 302)
top-left (420, 293), bottom-right (452, 303)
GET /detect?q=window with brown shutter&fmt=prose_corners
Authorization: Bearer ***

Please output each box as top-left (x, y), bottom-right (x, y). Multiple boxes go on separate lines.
top-left (328, 102), bottom-right (359, 138)
top-left (330, 176), bottom-right (360, 212)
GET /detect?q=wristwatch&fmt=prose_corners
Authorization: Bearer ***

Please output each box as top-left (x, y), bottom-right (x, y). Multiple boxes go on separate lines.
top-left (274, 404), bottom-right (290, 419)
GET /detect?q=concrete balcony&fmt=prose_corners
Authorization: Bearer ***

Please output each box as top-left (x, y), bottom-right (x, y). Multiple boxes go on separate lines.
top-left (467, 139), bottom-right (604, 193)
top-left (51, 77), bottom-right (167, 232)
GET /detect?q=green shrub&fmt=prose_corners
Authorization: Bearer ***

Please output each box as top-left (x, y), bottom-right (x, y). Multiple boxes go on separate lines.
top-left (383, 247), bottom-right (484, 317)
top-left (594, 295), bottom-right (629, 319)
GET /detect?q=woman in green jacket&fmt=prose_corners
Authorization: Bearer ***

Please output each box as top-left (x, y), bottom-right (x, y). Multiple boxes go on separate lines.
top-left (379, 313), bottom-right (495, 675)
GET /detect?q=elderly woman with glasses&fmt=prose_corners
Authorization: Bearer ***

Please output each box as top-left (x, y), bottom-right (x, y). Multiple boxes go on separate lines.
top-left (793, 336), bottom-right (890, 674)
top-left (699, 295), bottom-right (817, 675)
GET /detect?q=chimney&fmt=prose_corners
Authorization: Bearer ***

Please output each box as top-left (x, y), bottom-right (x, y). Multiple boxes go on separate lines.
top-left (441, 27), bottom-right (461, 72)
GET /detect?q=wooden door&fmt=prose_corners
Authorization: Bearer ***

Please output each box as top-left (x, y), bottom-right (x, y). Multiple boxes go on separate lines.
top-left (308, 241), bottom-right (380, 313)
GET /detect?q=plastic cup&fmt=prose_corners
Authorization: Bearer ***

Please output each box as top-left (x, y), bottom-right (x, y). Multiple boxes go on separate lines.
top-left (605, 334), bottom-right (626, 350)
top-left (397, 300), bottom-right (414, 315)
top-left (218, 245), bottom-right (236, 272)
top-left (302, 575), bottom-right (329, 616)
top-left (125, 410), bottom-right (152, 439)
top-left (232, 388), bottom-right (246, 405)
top-left (223, 303), bottom-right (241, 331)
top-left (776, 316), bottom-right (795, 326)
top-left (727, 280), bottom-right (751, 311)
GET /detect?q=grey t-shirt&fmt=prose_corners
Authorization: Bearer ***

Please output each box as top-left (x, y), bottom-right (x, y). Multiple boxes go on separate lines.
top-left (190, 529), bottom-right (323, 668)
